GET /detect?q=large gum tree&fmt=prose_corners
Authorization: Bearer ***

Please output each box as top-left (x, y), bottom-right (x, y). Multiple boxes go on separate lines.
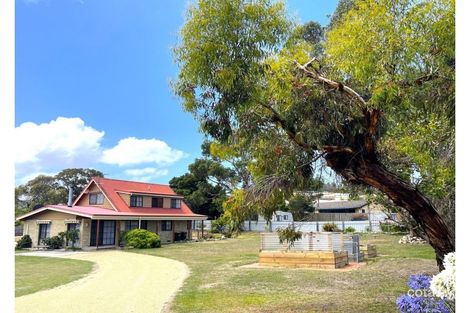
top-left (173, 0), bottom-right (455, 269)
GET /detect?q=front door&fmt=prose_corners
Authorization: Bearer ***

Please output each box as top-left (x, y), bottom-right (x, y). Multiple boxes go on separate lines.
top-left (90, 220), bottom-right (116, 246)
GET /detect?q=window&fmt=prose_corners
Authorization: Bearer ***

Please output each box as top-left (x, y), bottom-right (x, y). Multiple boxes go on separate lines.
top-left (152, 197), bottom-right (163, 208)
top-left (130, 195), bottom-right (143, 207)
top-left (361, 209), bottom-right (366, 213)
top-left (89, 193), bottom-right (104, 205)
top-left (171, 199), bottom-right (181, 209)
top-left (102, 221), bottom-right (115, 245)
top-left (276, 215), bottom-right (282, 222)
top-left (125, 220), bottom-right (139, 231)
top-left (67, 223), bottom-right (78, 231)
top-left (283, 215), bottom-right (288, 221)
top-left (161, 221), bottom-right (172, 231)
top-left (38, 224), bottom-right (50, 245)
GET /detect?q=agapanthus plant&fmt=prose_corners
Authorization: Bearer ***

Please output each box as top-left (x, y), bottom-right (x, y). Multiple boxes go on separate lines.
top-left (396, 274), bottom-right (453, 313)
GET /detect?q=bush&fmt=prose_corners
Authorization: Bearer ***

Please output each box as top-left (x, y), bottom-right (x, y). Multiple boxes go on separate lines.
top-left (211, 216), bottom-right (227, 234)
top-left (124, 229), bottom-right (161, 249)
top-left (322, 223), bottom-right (340, 232)
top-left (43, 236), bottom-right (64, 249)
top-left (16, 234), bottom-right (32, 249)
top-left (344, 226), bottom-right (356, 233)
top-left (380, 223), bottom-right (407, 233)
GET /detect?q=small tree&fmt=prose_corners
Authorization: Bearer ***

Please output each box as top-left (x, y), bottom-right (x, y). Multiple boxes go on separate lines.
top-left (66, 229), bottom-right (80, 249)
top-left (277, 224), bottom-right (302, 250)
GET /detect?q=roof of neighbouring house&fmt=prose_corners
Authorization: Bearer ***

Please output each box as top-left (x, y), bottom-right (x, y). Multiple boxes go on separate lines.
top-left (317, 200), bottom-right (368, 210)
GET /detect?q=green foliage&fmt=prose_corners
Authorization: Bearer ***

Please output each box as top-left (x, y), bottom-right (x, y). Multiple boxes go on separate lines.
top-left (15, 168), bottom-right (104, 217)
top-left (277, 224), bottom-right (302, 249)
top-left (65, 229), bottom-right (80, 249)
top-left (124, 229), bottom-right (161, 249)
top-left (380, 223), bottom-right (408, 233)
top-left (43, 236), bottom-right (64, 249)
top-left (119, 230), bottom-right (129, 246)
top-left (322, 223), bottom-right (340, 232)
top-left (169, 158), bottom-right (232, 218)
top-left (16, 235), bottom-right (32, 249)
top-left (286, 193), bottom-right (316, 220)
top-left (174, 0), bottom-right (455, 243)
top-left (344, 226), bottom-right (356, 233)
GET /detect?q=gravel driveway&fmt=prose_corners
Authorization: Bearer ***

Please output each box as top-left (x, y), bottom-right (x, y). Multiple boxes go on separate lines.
top-left (15, 250), bottom-right (189, 313)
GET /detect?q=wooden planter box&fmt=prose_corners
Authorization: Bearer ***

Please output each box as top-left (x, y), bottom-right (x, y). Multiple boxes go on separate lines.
top-left (360, 244), bottom-right (377, 258)
top-left (259, 250), bottom-right (349, 269)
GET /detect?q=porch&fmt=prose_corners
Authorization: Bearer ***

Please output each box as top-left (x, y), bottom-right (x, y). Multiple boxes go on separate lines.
top-left (82, 218), bottom-right (196, 249)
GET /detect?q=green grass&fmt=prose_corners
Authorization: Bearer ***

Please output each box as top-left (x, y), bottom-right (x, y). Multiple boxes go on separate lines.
top-left (15, 256), bottom-right (94, 297)
top-left (131, 232), bottom-right (438, 313)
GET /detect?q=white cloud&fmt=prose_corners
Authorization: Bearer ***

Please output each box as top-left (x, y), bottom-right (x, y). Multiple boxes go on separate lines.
top-left (124, 167), bottom-right (169, 182)
top-left (15, 117), bottom-right (104, 176)
top-left (17, 171), bottom-right (58, 185)
top-left (101, 137), bottom-right (186, 166)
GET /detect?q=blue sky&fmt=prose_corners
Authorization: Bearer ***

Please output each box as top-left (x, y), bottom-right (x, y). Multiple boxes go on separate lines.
top-left (15, 0), bottom-right (339, 185)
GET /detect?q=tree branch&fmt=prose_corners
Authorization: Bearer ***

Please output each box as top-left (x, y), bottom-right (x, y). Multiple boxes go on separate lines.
top-left (259, 102), bottom-right (315, 150)
top-left (295, 58), bottom-right (367, 110)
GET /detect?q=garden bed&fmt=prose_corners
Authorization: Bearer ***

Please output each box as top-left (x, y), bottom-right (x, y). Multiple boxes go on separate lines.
top-left (259, 250), bottom-right (349, 269)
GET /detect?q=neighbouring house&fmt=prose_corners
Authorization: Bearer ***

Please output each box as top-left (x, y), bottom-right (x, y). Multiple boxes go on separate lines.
top-left (16, 177), bottom-right (207, 249)
top-left (316, 200), bottom-right (369, 213)
top-left (258, 211), bottom-right (294, 223)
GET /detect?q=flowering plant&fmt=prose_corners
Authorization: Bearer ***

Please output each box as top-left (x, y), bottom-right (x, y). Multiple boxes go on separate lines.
top-left (430, 252), bottom-right (455, 301)
top-left (396, 274), bottom-right (452, 313)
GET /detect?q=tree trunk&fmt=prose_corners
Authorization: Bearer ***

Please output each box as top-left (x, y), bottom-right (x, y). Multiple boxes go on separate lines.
top-left (324, 151), bottom-right (454, 270)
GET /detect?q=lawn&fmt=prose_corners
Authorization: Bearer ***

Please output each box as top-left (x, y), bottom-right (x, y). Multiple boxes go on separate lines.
top-left (132, 232), bottom-right (438, 313)
top-left (15, 255), bottom-right (94, 297)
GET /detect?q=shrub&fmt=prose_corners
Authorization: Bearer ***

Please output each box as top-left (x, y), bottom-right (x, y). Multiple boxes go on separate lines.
top-left (124, 229), bottom-right (161, 249)
top-left (16, 234), bottom-right (32, 249)
top-left (430, 252), bottom-right (455, 301)
top-left (65, 229), bottom-right (80, 249)
top-left (396, 274), bottom-right (453, 313)
top-left (344, 226), bottom-right (356, 233)
top-left (211, 216), bottom-right (228, 234)
top-left (380, 223), bottom-right (407, 233)
top-left (119, 230), bottom-right (129, 246)
top-left (277, 224), bottom-right (302, 249)
top-left (43, 236), bottom-right (64, 249)
top-left (322, 223), bottom-right (340, 232)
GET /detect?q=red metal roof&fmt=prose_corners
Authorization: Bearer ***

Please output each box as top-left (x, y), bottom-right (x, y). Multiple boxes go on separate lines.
top-left (17, 177), bottom-right (207, 221)
top-left (16, 204), bottom-right (206, 221)
top-left (88, 176), bottom-right (204, 216)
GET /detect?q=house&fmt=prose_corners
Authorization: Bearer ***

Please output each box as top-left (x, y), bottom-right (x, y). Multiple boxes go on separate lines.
top-left (257, 211), bottom-right (294, 223)
top-left (316, 200), bottom-right (369, 213)
top-left (16, 177), bottom-right (207, 249)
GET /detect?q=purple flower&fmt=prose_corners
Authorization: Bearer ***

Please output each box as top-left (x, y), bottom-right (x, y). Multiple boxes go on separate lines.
top-left (408, 274), bottom-right (432, 290)
top-left (396, 294), bottom-right (450, 313)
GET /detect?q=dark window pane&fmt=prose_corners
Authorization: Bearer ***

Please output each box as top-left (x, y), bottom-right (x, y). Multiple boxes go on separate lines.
top-left (130, 195), bottom-right (143, 207)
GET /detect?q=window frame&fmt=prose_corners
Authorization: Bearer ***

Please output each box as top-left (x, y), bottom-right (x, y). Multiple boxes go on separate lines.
top-left (130, 195), bottom-right (144, 207)
top-left (151, 197), bottom-right (164, 208)
top-left (89, 192), bottom-right (104, 205)
top-left (38, 224), bottom-right (50, 245)
top-left (125, 220), bottom-right (139, 231)
top-left (170, 198), bottom-right (181, 209)
top-left (161, 221), bottom-right (172, 231)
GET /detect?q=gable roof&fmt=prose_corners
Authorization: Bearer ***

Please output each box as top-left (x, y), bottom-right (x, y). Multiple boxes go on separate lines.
top-left (73, 176), bottom-right (201, 216)
top-left (317, 200), bottom-right (368, 210)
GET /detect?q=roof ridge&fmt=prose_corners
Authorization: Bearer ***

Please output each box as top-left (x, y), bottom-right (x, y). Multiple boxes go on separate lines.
top-left (93, 176), bottom-right (171, 187)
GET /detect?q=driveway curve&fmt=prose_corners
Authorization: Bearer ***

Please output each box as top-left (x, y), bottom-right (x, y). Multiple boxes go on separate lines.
top-left (16, 250), bottom-right (189, 313)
